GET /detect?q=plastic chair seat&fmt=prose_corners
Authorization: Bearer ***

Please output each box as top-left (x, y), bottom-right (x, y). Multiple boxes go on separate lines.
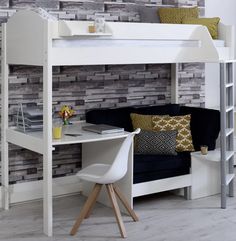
top-left (76, 164), bottom-right (111, 184)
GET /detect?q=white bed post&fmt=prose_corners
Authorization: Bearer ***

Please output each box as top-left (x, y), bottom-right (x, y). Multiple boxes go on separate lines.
top-left (43, 20), bottom-right (53, 236)
top-left (1, 23), bottom-right (10, 210)
top-left (171, 63), bottom-right (179, 104)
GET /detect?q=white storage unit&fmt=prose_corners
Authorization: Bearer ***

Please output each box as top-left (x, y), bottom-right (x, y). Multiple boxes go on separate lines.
top-left (1, 9), bottom-right (235, 236)
top-left (191, 150), bottom-right (221, 199)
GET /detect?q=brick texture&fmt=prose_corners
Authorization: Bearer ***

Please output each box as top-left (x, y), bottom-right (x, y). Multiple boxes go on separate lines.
top-left (0, 0), bottom-right (205, 184)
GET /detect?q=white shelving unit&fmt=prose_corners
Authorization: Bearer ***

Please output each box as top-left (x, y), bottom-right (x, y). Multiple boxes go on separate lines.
top-left (1, 9), bottom-right (235, 236)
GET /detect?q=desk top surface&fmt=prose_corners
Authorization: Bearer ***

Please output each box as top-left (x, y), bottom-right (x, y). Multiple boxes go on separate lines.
top-left (14, 122), bottom-right (130, 146)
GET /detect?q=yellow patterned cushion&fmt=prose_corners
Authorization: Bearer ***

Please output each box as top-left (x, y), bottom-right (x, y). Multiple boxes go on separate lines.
top-left (158, 7), bottom-right (199, 24)
top-left (152, 115), bottom-right (195, 152)
top-left (130, 113), bottom-right (153, 131)
top-left (182, 17), bottom-right (220, 39)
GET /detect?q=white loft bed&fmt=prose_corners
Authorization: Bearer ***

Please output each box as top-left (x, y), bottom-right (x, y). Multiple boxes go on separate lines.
top-left (1, 10), bottom-right (235, 237)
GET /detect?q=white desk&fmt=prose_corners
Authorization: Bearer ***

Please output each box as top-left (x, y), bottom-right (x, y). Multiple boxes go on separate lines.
top-left (5, 122), bottom-right (133, 236)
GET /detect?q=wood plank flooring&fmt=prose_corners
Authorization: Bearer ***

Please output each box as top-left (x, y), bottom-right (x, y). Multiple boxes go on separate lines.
top-left (1, 183), bottom-right (236, 241)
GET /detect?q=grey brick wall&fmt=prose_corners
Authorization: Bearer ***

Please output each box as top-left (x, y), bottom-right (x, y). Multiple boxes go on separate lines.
top-left (0, 0), bottom-right (205, 184)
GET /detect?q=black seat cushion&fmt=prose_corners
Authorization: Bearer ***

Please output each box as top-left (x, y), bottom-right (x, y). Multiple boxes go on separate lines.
top-left (180, 106), bottom-right (220, 151)
top-left (134, 152), bottom-right (191, 174)
top-left (134, 169), bottom-right (190, 184)
top-left (133, 152), bottom-right (191, 184)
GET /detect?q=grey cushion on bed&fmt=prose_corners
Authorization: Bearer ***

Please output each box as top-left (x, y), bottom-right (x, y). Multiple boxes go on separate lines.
top-left (138, 6), bottom-right (160, 23)
top-left (135, 130), bottom-right (178, 155)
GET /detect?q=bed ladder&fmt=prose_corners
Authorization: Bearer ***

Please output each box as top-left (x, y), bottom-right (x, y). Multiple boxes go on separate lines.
top-left (220, 62), bottom-right (235, 209)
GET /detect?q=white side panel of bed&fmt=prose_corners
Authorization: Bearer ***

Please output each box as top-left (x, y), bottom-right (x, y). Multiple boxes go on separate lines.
top-left (6, 11), bottom-right (49, 65)
top-left (218, 22), bottom-right (235, 60)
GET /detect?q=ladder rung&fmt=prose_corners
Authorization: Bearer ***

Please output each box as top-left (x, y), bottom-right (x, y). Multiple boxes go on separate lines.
top-left (226, 151), bottom-right (234, 161)
top-left (225, 128), bottom-right (234, 137)
top-left (226, 83), bottom-right (234, 88)
top-left (226, 106), bottom-right (234, 112)
top-left (226, 174), bottom-right (235, 185)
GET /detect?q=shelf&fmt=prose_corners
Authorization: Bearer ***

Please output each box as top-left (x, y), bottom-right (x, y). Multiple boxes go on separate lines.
top-left (6, 128), bottom-right (44, 154)
top-left (58, 20), bottom-right (112, 37)
top-left (69, 33), bottom-right (112, 37)
top-left (191, 149), bottom-right (234, 162)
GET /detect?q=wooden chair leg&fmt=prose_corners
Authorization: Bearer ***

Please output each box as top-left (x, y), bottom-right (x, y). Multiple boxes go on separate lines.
top-left (106, 184), bottom-right (127, 238)
top-left (84, 184), bottom-right (102, 219)
top-left (70, 183), bottom-right (102, 236)
top-left (113, 184), bottom-right (139, 222)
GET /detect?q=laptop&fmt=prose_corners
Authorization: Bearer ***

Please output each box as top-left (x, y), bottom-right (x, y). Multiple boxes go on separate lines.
top-left (82, 124), bottom-right (124, 134)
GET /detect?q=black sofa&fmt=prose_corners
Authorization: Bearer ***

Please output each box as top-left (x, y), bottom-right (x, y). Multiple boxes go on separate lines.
top-left (86, 104), bottom-right (220, 184)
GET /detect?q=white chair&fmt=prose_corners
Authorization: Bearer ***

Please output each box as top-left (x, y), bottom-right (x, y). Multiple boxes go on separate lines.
top-left (70, 128), bottom-right (141, 238)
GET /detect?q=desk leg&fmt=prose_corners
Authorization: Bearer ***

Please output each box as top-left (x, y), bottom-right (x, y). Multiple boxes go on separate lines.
top-left (1, 140), bottom-right (9, 210)
top-left (1, 24), bottom-right (9, 210)
top-left (82, 138), bottom-right (134, 213)
top-left (43, 149), bottom-right (53, 236)
top-left (43, 21), bottom-right (53, 236)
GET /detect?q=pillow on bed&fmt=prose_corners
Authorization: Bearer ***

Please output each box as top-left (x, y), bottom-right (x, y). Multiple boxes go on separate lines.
top-left (158, 7), bottom-right (199, 24)
top-left (152, 115), bottom-right (195, 152)
top-left (182, 17), bottom-right (220, 39)
top-left (130, 113), bottom-right (153, 131)
top-left (130, 113), bottom-right (168, 131)
top-left (138, 6), bottom-right (160, 23)
top-left (135, 129), bottom-right (178, 155)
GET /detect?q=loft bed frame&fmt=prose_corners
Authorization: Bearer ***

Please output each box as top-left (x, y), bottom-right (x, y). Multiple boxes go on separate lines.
top-left (1, 10), bottom-right (235, 236)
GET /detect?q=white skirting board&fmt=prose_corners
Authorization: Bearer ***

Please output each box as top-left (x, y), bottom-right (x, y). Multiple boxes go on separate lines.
top-left (0, 175), bottom-right (81, 206)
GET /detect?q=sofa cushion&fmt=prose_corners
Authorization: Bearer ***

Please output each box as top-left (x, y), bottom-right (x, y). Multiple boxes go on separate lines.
top-left (152, 115), bottom-right (195, 152)
top-left (135, 130), bottom-right (177, 155)
top-left (134, 168), bottom-right (190, 184)
top-left (133, 104), bottom-right (180, 116)
top-left (179, 106), bottom-right (220, 151)
top-left (158, 7), bottom-right (199, 24)
top-left (130, 113), bottom-right (153, 131)
top-left (138, 6), bottom-right (160, 23)
top-left (182, 17), bottom-right (220, 39)
top-left (85, 107), bottom-right (134, 131)
top-left (134, 152), bottom-right (191, 174)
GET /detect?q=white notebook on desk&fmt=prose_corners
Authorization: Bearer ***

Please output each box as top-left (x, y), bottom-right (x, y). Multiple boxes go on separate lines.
top-left (82, 124), bottom-right (124, 134)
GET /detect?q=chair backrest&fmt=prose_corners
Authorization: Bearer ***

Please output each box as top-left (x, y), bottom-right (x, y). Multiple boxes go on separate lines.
top-left (100, 128), bottom-right (140, 184)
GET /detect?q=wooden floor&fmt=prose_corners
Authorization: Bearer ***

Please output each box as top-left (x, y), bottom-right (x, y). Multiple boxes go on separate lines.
top-left (1, 184), bottom-right (236, 241)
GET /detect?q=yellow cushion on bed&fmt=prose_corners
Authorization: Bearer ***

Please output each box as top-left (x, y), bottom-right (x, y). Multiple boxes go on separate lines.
top-left (152, 114), bottom-right (195, 152)
top-left (130, 113), bottom-right (153, 131)
top-left (158, 7), bottom-right (199, 24)
top-left (182, 17), bottom-right (220, 39)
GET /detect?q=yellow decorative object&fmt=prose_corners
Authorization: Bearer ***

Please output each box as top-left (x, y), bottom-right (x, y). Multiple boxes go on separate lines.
top-left (88, 25), bottom-right (96, 33)
top-left (53, 126), bottom-right (62, 139)
top-left (59, 105), bottom-right (75, 125)
top-left (182, 17), bottom-right (220, 39)
top-left (158, 7), bottom-right (199, 24)
top-left (152, 115), bottom-right (195, 152)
